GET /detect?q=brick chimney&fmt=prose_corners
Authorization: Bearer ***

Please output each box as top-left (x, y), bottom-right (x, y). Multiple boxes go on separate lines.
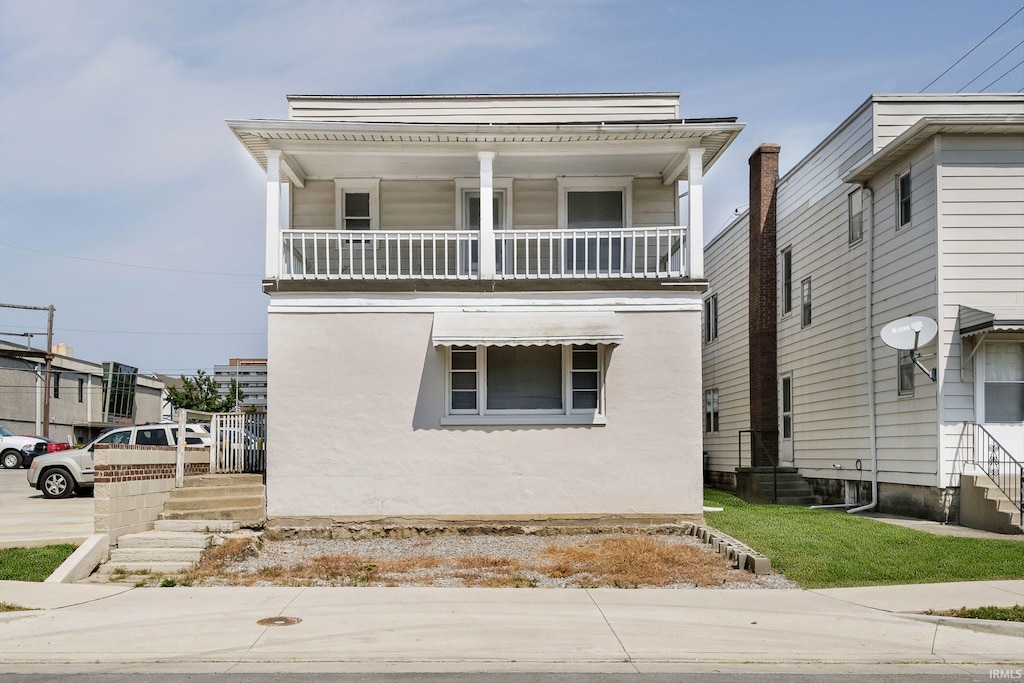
top-left (748, 143), bottom-right (780, 467)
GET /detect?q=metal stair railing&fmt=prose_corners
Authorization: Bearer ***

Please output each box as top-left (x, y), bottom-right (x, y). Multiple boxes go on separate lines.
top-left (960, 422), bottom-right (1024, 521)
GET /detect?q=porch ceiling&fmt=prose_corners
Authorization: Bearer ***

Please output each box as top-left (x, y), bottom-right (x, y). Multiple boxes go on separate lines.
top-left (227, 120), bottom-right (743, 184)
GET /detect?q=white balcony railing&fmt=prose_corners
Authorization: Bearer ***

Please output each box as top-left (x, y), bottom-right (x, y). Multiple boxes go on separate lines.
top-left (281, 227), bottom-right (686, 280)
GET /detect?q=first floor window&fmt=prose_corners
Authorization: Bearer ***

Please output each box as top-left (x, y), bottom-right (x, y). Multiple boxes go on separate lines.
top-left (780, 374), bottom-right (793, 439)
top-left (705, 389), bottom-right (719, 433)
top-left (985, 341), bottom-right (1024, 422)
top-left (898, 349), bottom-right (916, 396)
top-left (446, 344), bottom-right (605, 420)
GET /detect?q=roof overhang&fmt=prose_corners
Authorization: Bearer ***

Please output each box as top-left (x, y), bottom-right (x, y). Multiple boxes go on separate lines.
top-left (844, 115), bottom-right (1024, 184)
top-left (226, 119), bottom-right (744, 185)
top-left (431, 311), bottom-right (623, 347)
top-left (958, 305), bottom-right (1024, 337)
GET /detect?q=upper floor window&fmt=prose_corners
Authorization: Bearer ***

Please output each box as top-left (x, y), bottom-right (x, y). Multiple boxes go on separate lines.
top-left (848, 189), bottom-right (863, 244)
top-left (78, 378), bottom-right (84, 403)
top-left (781, 248), bottom-right (793, 315)
top-left (704, 294), bottom-right (719, 343)
top-left (800, 278), bottom-right (812, 328)
top-left (896, 170), bottom-right (911, 229)
top-left (52, 372), bottom-right (61, 399)
top-left (557, 177), bottom-right (632, 230)
top-left (334, 179), bottom-right (380, 230)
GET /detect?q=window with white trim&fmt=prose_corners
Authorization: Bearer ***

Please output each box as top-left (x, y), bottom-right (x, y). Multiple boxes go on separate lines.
top-left (800, 278), bottom-right (812, 328)
top-left (898, 349), bottom-right (915, 396)
top-left (704, 389), bottom-right (719, 434)
top-left (781, 248), bottom-right (793, 315)
top-left (780, 374), bottom-right (793, 439)
top-left (984, 341), bottom-right (1023, 422)
top-left (334, 179), bottom-right (380, 230)
top-left (704, 294), bottom-right (718, 343)
top-left (848, 189), bottom-right (863, 244)
top-left (558, 177), bottom-right (632, 274)
top-left (445, 344), bottom-right (605, 424)
top-left (896, 170), bottom-right (911, 229)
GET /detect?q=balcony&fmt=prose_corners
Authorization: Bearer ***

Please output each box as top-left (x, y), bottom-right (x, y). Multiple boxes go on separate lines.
top-left (280, 227), bottom-right (687, 280)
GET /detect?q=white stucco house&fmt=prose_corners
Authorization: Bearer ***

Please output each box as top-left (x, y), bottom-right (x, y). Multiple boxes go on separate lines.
top-left (229, 93), bottom-right (743, 527)
top-left (701, 94), bottom-right (1023, 529)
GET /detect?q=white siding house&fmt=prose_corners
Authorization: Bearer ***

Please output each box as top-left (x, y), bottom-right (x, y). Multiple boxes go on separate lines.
top-left (230, 93), bottom-right (743, 528)
top-left (703, 94), bottom-right (1023, 525)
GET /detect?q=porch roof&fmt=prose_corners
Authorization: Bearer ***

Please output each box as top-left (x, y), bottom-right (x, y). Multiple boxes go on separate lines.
top-left (431, 311), bottom-right (623, 347)
top-left (959, 305), bottom-right (1024, 337)
top-left (226, 118), bottom-right (744, 185)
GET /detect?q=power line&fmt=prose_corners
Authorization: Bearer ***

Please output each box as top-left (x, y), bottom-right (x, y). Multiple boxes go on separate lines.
top-left (920, 6), bottom-right (1024, 92)
top-left (0, 242), bottom-right (261, 278)
top-left (981, 58), bottom-right (1024, 91)
top-left (958, 39), bottom-right (1024, 91)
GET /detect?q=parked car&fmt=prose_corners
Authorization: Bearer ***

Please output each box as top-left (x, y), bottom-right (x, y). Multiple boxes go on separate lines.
top-left (1, 425), bottom-right (48, 470)
top-left (19, 439), bottom-right (73, 469)
top-left (27, 422), bottom-right (211, 499)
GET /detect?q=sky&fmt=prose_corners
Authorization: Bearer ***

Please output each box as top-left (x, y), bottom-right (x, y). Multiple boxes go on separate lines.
top-left (1, 0), bottom-right (1022, 378)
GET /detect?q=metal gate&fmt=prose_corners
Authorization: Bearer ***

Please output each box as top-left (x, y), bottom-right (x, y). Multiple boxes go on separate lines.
top-left (210, 412), bottom-right (267, 474)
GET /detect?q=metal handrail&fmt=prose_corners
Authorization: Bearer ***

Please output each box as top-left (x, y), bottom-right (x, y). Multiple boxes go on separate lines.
top-left (961, 422), bottom-right (1024, 519)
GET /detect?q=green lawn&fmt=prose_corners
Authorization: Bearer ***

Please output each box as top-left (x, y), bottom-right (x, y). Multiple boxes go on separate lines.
top-left (0, 544), bottom-right (77, 582)
top-left (703, 489), bottom-right (1024, 589)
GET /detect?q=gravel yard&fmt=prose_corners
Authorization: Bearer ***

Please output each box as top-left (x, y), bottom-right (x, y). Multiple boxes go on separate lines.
top-left (177, 531), bottom-right (797, 589)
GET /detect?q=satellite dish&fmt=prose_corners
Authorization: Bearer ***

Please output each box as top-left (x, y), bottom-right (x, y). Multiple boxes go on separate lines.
top-left (880, 316), bottom-right (938, 351)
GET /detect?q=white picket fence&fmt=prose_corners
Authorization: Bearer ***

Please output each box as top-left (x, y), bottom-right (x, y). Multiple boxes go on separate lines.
top-left (210, 412), bottom-right (267, 474)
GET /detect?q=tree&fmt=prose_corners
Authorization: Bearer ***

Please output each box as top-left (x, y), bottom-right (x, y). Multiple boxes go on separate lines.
top-left (166, 370), bottom-right (243, 413)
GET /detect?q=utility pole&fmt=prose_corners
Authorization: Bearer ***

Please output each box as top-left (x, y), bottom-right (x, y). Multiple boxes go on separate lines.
top-left (0, 302), bottom-right (56, 438)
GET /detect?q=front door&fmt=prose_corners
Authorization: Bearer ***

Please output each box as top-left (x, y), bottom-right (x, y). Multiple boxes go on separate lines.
top-left (779, 373), bottom-right (794, 465)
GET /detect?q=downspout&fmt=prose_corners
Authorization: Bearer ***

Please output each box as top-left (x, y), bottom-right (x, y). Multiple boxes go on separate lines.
top-left (850, 184), bottom-right (878, 514)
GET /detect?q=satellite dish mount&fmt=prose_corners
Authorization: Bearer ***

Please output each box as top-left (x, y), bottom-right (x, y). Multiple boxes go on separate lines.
top-left (880, 316), bottom-right (938, 382)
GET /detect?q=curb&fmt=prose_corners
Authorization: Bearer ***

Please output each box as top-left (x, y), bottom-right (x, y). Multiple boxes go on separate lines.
top-left (898, 612), bottom-right (1024, 638)
top-left (45, 534), bottom-right (108, 583)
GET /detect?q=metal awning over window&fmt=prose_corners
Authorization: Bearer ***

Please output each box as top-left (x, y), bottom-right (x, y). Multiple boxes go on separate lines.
top-left (959, 306), bottom-right (1024, 337)
top-left (431, 311), bottom-right (623, 347)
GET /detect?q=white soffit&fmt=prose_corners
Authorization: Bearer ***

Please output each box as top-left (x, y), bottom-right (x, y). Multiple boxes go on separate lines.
top-left (431, 311), bottom-right (623, 347)
top-left (958, 305), bottom-right (1024, 337)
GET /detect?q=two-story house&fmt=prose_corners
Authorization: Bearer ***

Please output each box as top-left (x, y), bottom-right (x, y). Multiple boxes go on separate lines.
top-left (229, 93), bottom-right (743, 529)
top-left (702, 94), bottom-right (1023, 531)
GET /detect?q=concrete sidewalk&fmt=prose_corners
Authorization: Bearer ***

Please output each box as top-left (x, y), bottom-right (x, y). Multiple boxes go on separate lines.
top-left (1, 580), bottom-right (1021, 675)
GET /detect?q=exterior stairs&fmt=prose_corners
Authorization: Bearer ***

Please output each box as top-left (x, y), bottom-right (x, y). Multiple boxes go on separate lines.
top-left (735, 466), bottom-right (822, 506)
top-left (159, 473), bottom-right (266, 527)
top-left (99, 520), bottom-right (241, 575)
top-left (959, 473), bottom-right (1023, 535)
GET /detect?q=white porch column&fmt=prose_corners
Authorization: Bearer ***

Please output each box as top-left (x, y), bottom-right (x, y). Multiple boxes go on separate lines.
top-left (265, 150), bottom-right (282, 279)
top-left (686, 147), bottom-right (705, 279)
top-left (478, 152), bottom-right (496, 279)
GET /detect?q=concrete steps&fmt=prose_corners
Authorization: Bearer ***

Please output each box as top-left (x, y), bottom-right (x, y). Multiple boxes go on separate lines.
top-left (960, 474), bottom-right (1023, 535)
top-left (99, 520), bottom-right (242, 576)
top-left (158, 474), bottom-right (266, 527)
top-left (735, 467), bottom-right (822, 506)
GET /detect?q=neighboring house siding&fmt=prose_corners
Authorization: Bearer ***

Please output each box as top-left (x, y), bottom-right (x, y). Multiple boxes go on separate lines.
top-left (267, 305), bottom-right (704, 518)
top-left (872, 97), bottom-right (1024, 150)
top-left (774, 105), bottom-right (874, 476)
top-left (702, 217), bottom-right (750, 475)
top-left (937, 133), bottom-right (1024, 477)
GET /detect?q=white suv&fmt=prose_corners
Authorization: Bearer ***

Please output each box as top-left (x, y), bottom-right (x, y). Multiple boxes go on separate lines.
top-left (0, 425), bottom-right (46, 470)
top-left (27, 423), bottom-right (210, 499)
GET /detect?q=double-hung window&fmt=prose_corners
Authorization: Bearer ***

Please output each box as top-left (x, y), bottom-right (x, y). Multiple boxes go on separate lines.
top-left (896, 170), bottom-right (911, 229)
top-left (444, 344), bottom-right (606, 425)
top-left (704, 389), bottom-right (719, 434)
top-left (800, 278), bottom-right (812, 328)
top-left (984, 341), bottom-right (1024, 422)
top-left (334, 179), bottom-right (380, 231)
top-left (781, 248), bottom-right (793, 315)
top-left (704, 294), bottom-right (719, 343)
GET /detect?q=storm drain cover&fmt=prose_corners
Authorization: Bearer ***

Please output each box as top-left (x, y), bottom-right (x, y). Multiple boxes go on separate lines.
top-left (257, 616), bottom-right (302, 627)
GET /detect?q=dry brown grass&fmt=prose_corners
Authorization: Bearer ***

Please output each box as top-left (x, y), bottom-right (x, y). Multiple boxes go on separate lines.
top-left (189, 533), bottom-right (753, 588)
